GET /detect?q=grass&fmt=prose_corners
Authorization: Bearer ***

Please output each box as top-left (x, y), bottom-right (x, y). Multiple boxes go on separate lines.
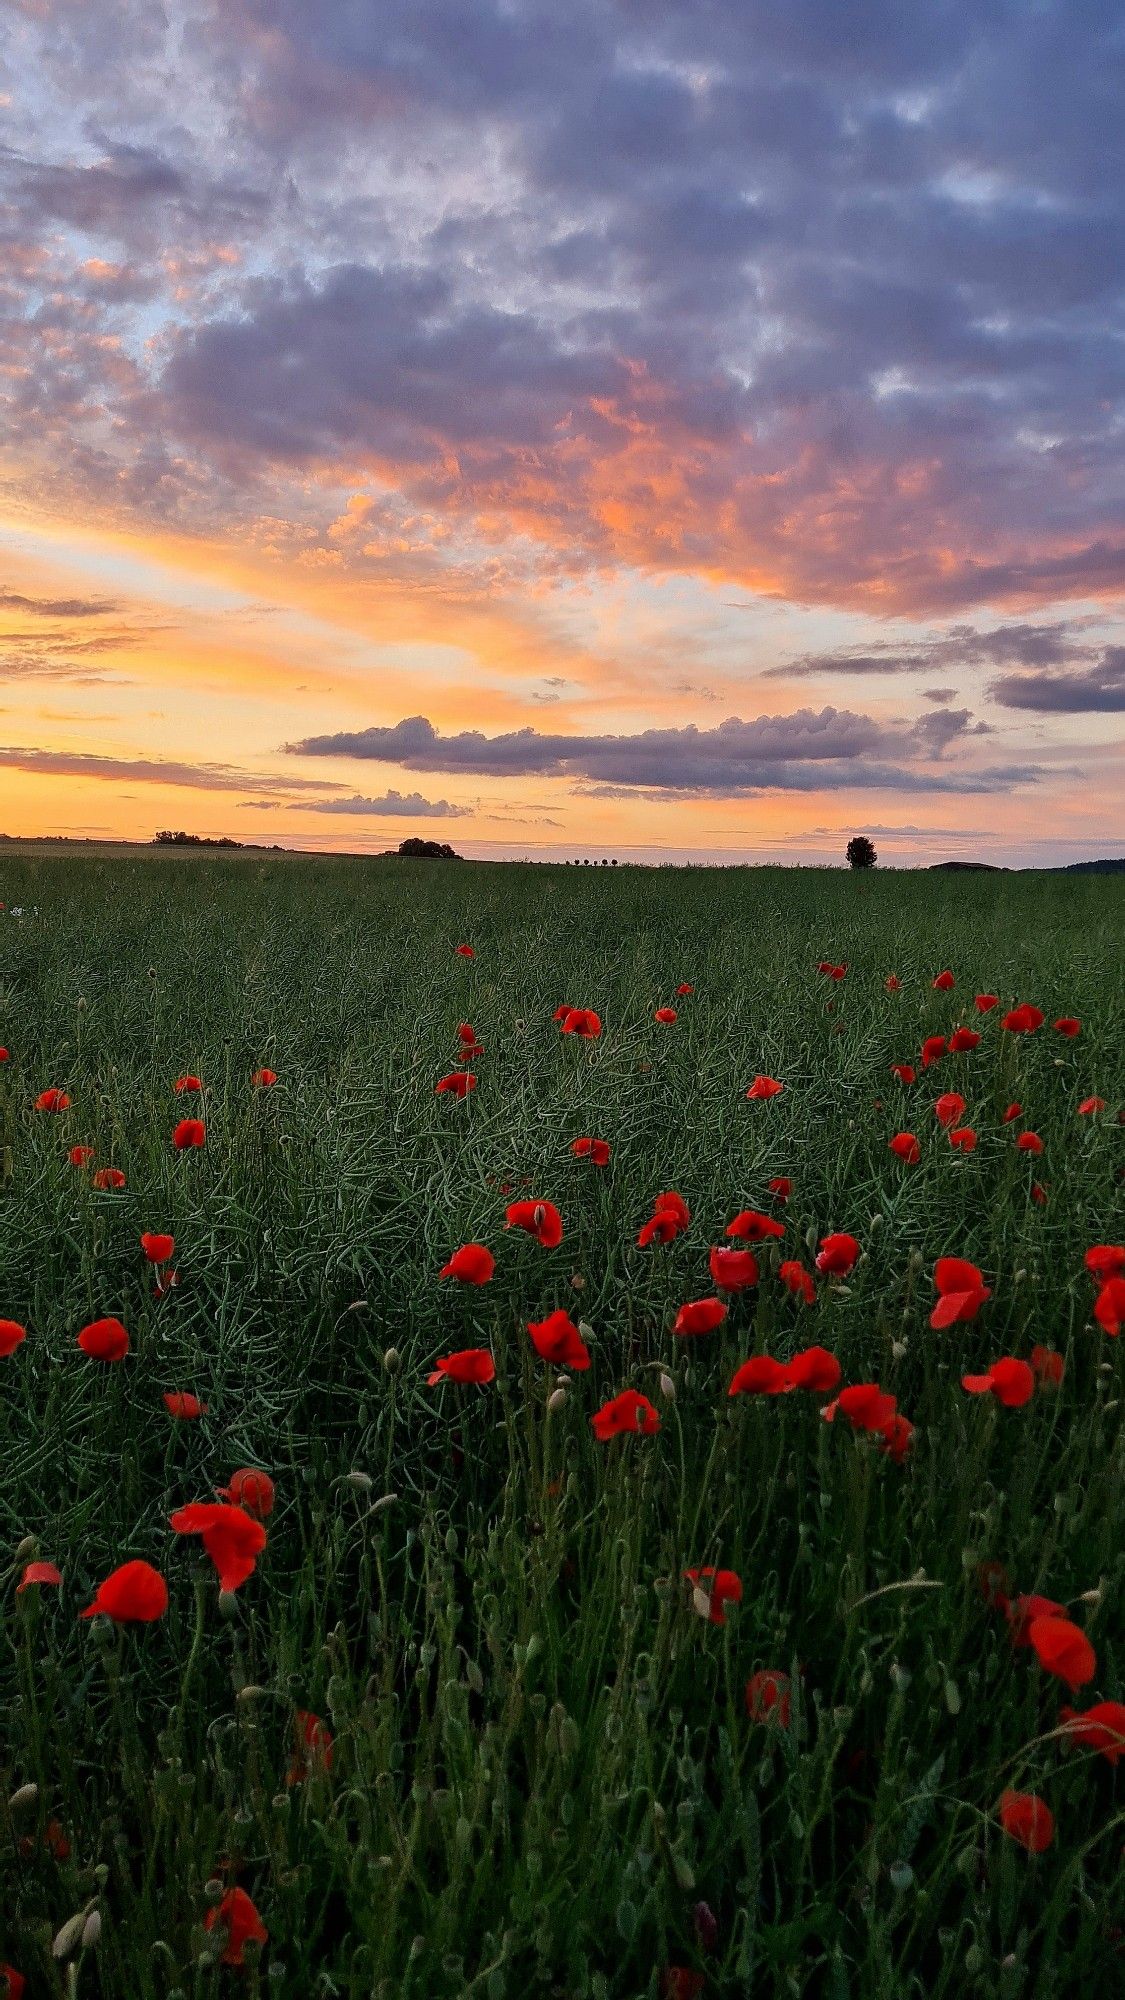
top-left (0, 854), bottom-right (1123, 1998)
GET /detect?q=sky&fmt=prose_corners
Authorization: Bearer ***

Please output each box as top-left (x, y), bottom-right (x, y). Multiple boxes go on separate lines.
top-left (0, 1), bottom-right (1122, 866)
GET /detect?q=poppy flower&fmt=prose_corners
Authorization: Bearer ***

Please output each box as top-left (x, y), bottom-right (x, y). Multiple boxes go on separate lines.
top-left (1094, 1277), bottom-right (1125, 1337)
top-left (1, 1967), bottom-right (26, 1999)
top-left (1030, 1345), bottom-right (1064, 1387)
top-left (505, 1198), bottom-right (564, 1248)
top-left (961, 1357), bottom-right (1034, 1408)
top-left (824, 1382), bottom-right (898, 1432)
top-left (745, 1669), bottom-right (791, 1727)
top-left (674, 1297), bottom-right (728, 1337)
top-left (975, 994), bottom-right (999, 1013)
top-left (1003, 1102), bottom-right (1022, 1123)
top-left (172, 1118), bottom-right (205, 1150)
top-left (1077, 1096), bottom-right (1105, 1115)
top-left (173, 1074), bottom-right (203, 1093)
top-left (77, 1316), bottom-right (129, 1362)
top-left (91, 1166), bottom-right (126, 1191)
top-left (457, 1021), bottom-right (479, 1045)
top-left (932, 970), bottom-right (955, 991)
top-left (1030, 1181), bottom-right (1049, 1206)
top-left (879, 1413), bottom-right (915, 1462)
top-left (455, 944), bottom-right (475, 957)
top-left (890, 1063), bottom-right (917, 1084)
top-left (427, 1348), bottom-right (496, 1387)
top-left (778, 1259), bottom-right (816, 1304)
top-left (709, 1245), bottom-right (760, 1292)
top-left (930, 1257), bottom-right (991, 1327)
top-left (1053, 1017), bottom-right (1081, 1038)
top-left (934, 1092), bottom-right (966, 1129)
top-left (949, 1027), bottom-right (981, 1053)
top-left (675, 982), bottom-right (694, 996)
top-left (999, 1790), bottom-right (1054, 1854)
top-left (785, 1345), bottom-right (842, 1393)
top-left (439, 1243), bottom-right (495, 1285)
top-left (684, 1567), bottom-right (743, 1624)
top-left (153, 1268), bottom-right (180, 1297)
top-left (0, 1046), bottom-right (8, 1062)
top-left (889, 1132), bottom-right (921, 1164)
top-left (745, 1075), bottom-right (783, 1100)
top-left (571, 1136), bottom-right (611, 1166)
top-left (637, 1190), bottom-right (690, 1247)
top-left (728, 1354), bottom-right (791, 1396)
top-left (726, 1208), bottom-right (785, 1243)
top-left (558, 1006), bottom-right (602, 1038)
top-left (654, 1006), bottom-right (678, 1023)
top-left (251, 1067), bottom-right (278, 1088)
top-left (1002, 1003), bottom-right (1044, 1034)
top-left (163, 1391), bottom-right (208, 1420)
top-left (977, 1558), bottom-right (1011, 1610)
top-left (68, 1144), bottom-right (95, 1167)
top-left (0, 1319), bottom-right (27, 1357)
top-left (1058, 1701), bottom-right (1125, 1765)
top-left (1005, 1593), bottom-right (1067, 1646)
top-left (80, 1559), bottom-right (168, 1623)
top-left (215, 1468), bottom-right (275, 1519)
top-left (435, 1071), bottom-right (476, 1098)
top-left (202, 1887), bottom-right (268, 1967)
top-left (1027, 1615), bottom-right (1096, 1692)
top-left (16, 1560), bottom-right (61, 1593)
top-left (527, 1310), bottom-right (590, 1370)
top-left (661, 1972), bottom-right (704, 2000)
top-left (591, 1389), bottom-right (661, 1439)
top-left (885, 975), bottom-right (901, 992)
top-left (170, 1502), bottom-right (267, 1591)
top-left (1085, 1244), bottom-right (1125, 1278)
top-left (949, 1126), bottom-right (977, 1152)
top-left (287, 1709), bottom-right (334, 1784)
top-left (1016, 1131), bottom-right (1043, 1154)
top-left (35, 1088), bottom-right (70, 1112)
top-left (140, 1232), bottom-right (175, 1264)
top-left (768, 1176), bottom-right (792, 1201)
top-left (815, 1233), bottom-right (860, 1277)
top-left (920, 1036), bottom-right (946, 1068)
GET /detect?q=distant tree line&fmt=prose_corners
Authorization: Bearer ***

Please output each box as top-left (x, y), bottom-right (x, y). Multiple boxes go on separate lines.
top-left (153, 831), bottom-right (243, 849)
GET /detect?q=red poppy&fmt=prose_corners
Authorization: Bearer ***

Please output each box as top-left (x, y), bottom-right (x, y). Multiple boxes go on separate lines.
top-left (977, 1558), bottom-right (1011, 1610)
top-left (920, 1035), bottom-right (946, 1068)
top-left (999, 1790), bottom-right (1054, 1853)
top-left (439, 1243), bottom-right (495, 1285)
top-left (1003, 1101), bottom-right (1022, 1123)
top-left (950, 1027), bottom-right (981, 1054)
top-left (815, 1233), bottom-right (860, 1277)
top-left (435, 1071), bottom-right (476, 1098)
top-left (818, 962), bottom-right (847, 980)
top-left (77, 1316), bottom-right (129, 1362)
top-left (949, 1126), bottom-right (977, 1152)
top-left (172, 1118), bottom-right (205, 1149)
top-left (173, 1074), bottom-right (203, 1093)
top-left (456, 1023), bottom-right (484, 1056)
top-left (215, 1468), bottom-right (275, 1519)
top-left (0, 1047), bottom-right (8, 1063)
top-left (726, 1208), bottom-right (785, 1242)
top-left (571, 1136), bottom-right (611, 1166)
top-left (654, 1006), bottom-right (678, 1023)
top-left (975, 993), bottom-right (999, 1013)
top-left (637, 1189), bottom-right (690, 1247)
top-left (1077, 1095), bottom-right (1106, 1115)
top-left (427, 1348), bottom-right (496, 1387)
top-left (527, 1310), bottom-right (590, 1370)
top-left (728, 1354), bottom-right (791, 1396)
top-left (1028, 1615), bottom-right (1096, 1691)
top-left (251, 1067), bottom-right (278, 1088)
top-left (1002, 1003), bottom-right (1044, 1034)
top-left (153, 1267), bottom-right (180, 1297)
top-left (35, 1088), bottom-right (70, 1112)
top-left (1094, 1277), bottom-right (1125, 1336)
top-left (1058, 1701), bottom-right (1125, 1765)
top-left (1053, 1017), bottom-right (1081, 1038)
top-left (674, 1297), bottom-right (728, 1337)
top-left (287, 1709), bottom-right (334, 1784)
top-left (778, 1259), bottom-right (816, 1304)
top-left (885, 974), bottom-right (901, 992)
top-left (1005, 1593), bottom-right (1067, 1646)
top-left (558, 1006), bottom-right (602, 1038)
top-left (163, 1391), bottom-right (208, 1419)
top-left (1085, 1244), bottom-right (1125, 1278)
top-left (0, 1972), bottom-right (24, 2000)
top-left (16, 1560), bottom-right (62, 1593)
top-left (68, 1143), bottom-right (95, 1167)
top-left (455, 944), bottom-right (475, 957)
top-left (675, 982), bottom-right (694, 996)
top-left (203, 1887), bottom-right (268, 1966)
top-left (745, 1074), bottom-right (783, 1100)
top-left (890, 1062), bottom-right (917, 1084)
top-left (961, 1357), bottom-right (1034, 1407)
top-left (1030, 1180), bottom-right (1049, 1205)
top-left (745, 1669), bottom-right (791, 1727)
top-left (661, 1972), bottom-right (704, 2000)
top-left (591, 1388), bottom-right (661, 1439)
top-left (932, 970), bottom-right (955, 991)
top-left (0, 1319), bottom-right (27, 1357)
top-left (140, 1232), bottom-right (175, 1264)
top-left (91, 1166), bottom-right (126, 1191)
top-left (1030, 1345), bottom-right (1064, 1387)
top-left (879, 1413), bottom-right (915, 1462)
top-left (1016, 1131), bottom-right (1043, 1154)
top-left (505, 1198), bottom-right (563, 1247)
top-left (930, 1257), bottom-right (990, 1327)
top-left (684, 1567), bottom-right (743, 1624)
top-left (934, 1092), bottom-right (966, 1129)
top-left (80, 1559), bottom-right (168, 1623)
top-left (709, 1245), bottom-right (760, 1292)
top-left (768, 1176), bottom-right (792, 1201)
top-left (785, 1345), bottom-right (842, 1393)
top-left (824, 1382), bottom-right (898, 1432)
top-left (889, 1132), bottom-right (921, 1164)
top-left (170, 1502), bottom-right (268, 1590)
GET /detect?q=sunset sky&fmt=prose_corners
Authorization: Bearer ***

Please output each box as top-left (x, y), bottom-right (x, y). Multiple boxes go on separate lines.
top-left (1, 1), bottom-right (1122, 864)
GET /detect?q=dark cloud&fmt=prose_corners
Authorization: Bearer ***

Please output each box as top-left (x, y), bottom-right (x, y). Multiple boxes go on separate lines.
top-left (300, 789), bottom-right (469, 818)
top-left (767, 621), bottom-right (1102, 681)
top-left (922, 688), bottom-right (956, 704)
top-left (990, 646), bottom-right (1125, 712)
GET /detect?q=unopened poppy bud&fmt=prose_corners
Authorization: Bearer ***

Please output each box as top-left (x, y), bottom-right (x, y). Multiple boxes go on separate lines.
top-left (805, 1225), bottom-right (818, 1252)
top-left (891, 1340), bottom-right (908, 1361)
top-left (890, 1662), bottom-right (911, 1692)
top-left (370, 1492), bottom-right (397, 1514)
top-left (77, 995), bottom-right (87, 1011)
top-left (1078, 1586), bottom-right (1103, 1605)
top-left (908, 1250), bottom-right (924, 1272)
top-left (833, 1284), bottom-right (852, 1298)
top-left (346, 1470), bottom-right (372, 1492)
top-left (8, 1782), bottom-right (37, 1811)
top-left (53, 1912), bottom-right (86, 1959)
top-left (547, 1386), bottom-right (568, 1413)
top-left (14, 1534), bottom-right (38, 1560)
top-left (237, 1683), bottom-right (265, 1702)
top-left (570, 1273), bottom-right (586, 1291)
top-left (203, 1878), bottom-right (225, 1905)
top-left (869, 1213), bottom-right (883, 1232)
top-left (691, 1585), bottom-right (712, 1620)
top-left (383, 1347), bottom-right (401, 1375)
top-left (1014, 1268), bottom-right (1027, 1285)
top-left (218, 1589), bottom-right (238, 1618)
top-left (577, 1319), bottom-right (594, 1340)
top-left (659, 1371), bottom-right (676, 1401)
top-left (81, 1910), bottom-right (102, 1948)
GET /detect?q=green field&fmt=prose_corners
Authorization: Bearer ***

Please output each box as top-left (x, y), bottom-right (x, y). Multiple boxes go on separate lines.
top-left (1, 856), bottom-right (1123, 1998)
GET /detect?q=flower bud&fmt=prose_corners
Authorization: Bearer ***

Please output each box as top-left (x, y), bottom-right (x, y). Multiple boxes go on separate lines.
top-left (383, 1347), bottom-right (401, 1375)
top-left (82, 1910), bottom-right (102, 1948)
top-left (14, 1534), bottom-right (38, 1561)
top-left (52, 1912), bottom-right (86, 1960)
top-left (346, 1470), bottom-right (373, 1492)
top-left (7, 1782), bottom-right (38, 1811)
top-left (546, 1386), bottom-right (568, 1413)
top-left (570, 1273), bottom-right (586, 1291)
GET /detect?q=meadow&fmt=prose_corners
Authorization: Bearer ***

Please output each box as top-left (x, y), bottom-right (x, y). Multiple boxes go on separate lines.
top-left (0, 853), bottom-right (1122, 1999)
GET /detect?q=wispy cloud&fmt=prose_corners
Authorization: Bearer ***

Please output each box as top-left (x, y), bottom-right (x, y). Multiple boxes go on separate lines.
top-left (0, 746), bottom-right (344, 795)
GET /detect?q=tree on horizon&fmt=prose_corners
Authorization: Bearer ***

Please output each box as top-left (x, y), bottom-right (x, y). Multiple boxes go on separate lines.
top-left (846, 835), bottom-right (877, 870)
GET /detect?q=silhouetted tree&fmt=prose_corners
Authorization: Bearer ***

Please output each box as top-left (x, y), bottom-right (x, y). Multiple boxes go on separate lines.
top-left (846, 835), bottom-right (877, 870)
top-left (396, 838), bottom-right (461, 859)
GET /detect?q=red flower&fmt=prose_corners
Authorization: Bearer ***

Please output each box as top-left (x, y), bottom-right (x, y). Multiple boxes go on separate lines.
top-left (920, 1036), bottom-right (946, 1068)
top-left (785, 1345), bottom-right (842, 1393)
top-left (778, 1260), bottom-right (816, 1304)
top-left (163, 1391), bottom-right (208, 1419)
top-left (879, 1413), bottom-right (915, 1462)
top-left (80, 1559), bottom-right (167, 1623)
top-left (728, 1354), bottom-right (791, 1396)
top-left (1085, 1244), bottom-right (1125, 1278)
top-left (1094, 1277), bottom-right (1125, 1336)
top-left (890, 1063), bottom-right (917, 1084)
top-left (0, 1319), bottom-right (27, 1357)
top-left (0, 1972), bottom-right (24, 2000)
top-left (435, 1071), bottom-right (476, 1097)
top-left (1005, 1593), bottom-right (1067, 1646)
top-left (961, 1357), bottom-right (1034, 1407)
top-left (824, 1383), bottom-right (898, 1432)
top-left (439, 1243), bottom-right (495, 1285)
top-left (1030, 1345), bottom-right (1064, 1387)
top-left (203, 1887), bottom-right (268, 1967)
top-left (170, 1502), bottom-right (268, 1591)
top-left (745, 1074), bottom-right (783, 1100)
top-left (949, 1126), bottom-right (977, 1152)
top-left (172, 1118), bottom-right (205, 1149)
top-left (173, 1074), bottom-right (203, 1093)
top-left (745, 1669), bottom-right (791, 1727)
top-left (455, 944), bottom-right (475, 957)
top-left (251, 1066), bottom-right (278, 1088)
top-left (527, 1310), bottom-right (590, 1370)
top-left (0, 1047), bottom-right (8, 1062)
top-left (930, 1257), bottom-right (990, 1327)
top-left (1003, 1101), bottom-right (1022, 1123)
top-left (684, 1567), bottom-right (743, 1624)
top-left (215, 1468), bottom-right (275, 1519)
top-left (661, 1973), bottom-right (704, 2000)
top-left (675, 982), bottom-right (694, 996)
top-left (1053, 1017), bottom-right (1081, 1038)
top-left (654, 1006), bottom-right (678, 1023)
top-left (932, 970), bottom-right (955, 991)
top-left (35, 1088), bottom-right (70, 1112)
top-left (637, 1189), bottom-right (690, 1246)
top-left (709, 1245), bottom-right (760, 1292)
top-left (1058, 1701), bottom-right (1125, 1765)
top-left (68, 1144), bottom-right (95, 1167)
top-left (1002, 1002), bottom-right (1044, 1034)
top-left (1027, 1615), bottom-right (1096, 1691)
top-left (815, 1232), bottom-right (859, 1277)
top-left (1030, 1179), bottom-right (1048, 1205)
top-left (590, 1389), bottom-right (661, 1439)
top-left (672, 1295), bottom-right (728, 1337)
top-left (140, 1232), bottom-right (175, 1264)
top-left (16, 1560), bottom-right (62, 1593)
top-left (949, 1027), bottom-right (981, 1052)
top-left (427, 1348), bottom-right (496, 1386)
top-left (889, 1132), bottom-right (921, 1164)
top-left (505, 1198), bottom-right (563, 1247)
top-left (77, 1316), bottom-right (129, 1362)
top-left (92, 1166), bottom-right (126, 1191)
top-left (726, 1208), bottom-right (785, 1242)
top-left (975, 993), bottom-right (999, 1013)
top-left (768, 1176), bottom-right (792, 1201)
top-left (558, 1006), bottom-right (602, 1038)
top-left (571, 1136), bottom-right (611, 1166)
top-left (1077, 1095), bottom-right (1105, 1115)
top-left (288, 1709), bottom-right (334, 1784)
top-left (934, 1091), bottom-right (966, 1129)
top-left (885, 974), bottom-right (901, 992)
top-left (1016, 1130), bottom-right (1043, 1154)
top-left (999, 1790), bottom-right (1054, 1854)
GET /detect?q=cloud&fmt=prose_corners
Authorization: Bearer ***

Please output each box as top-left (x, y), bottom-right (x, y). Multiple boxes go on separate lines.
top-left (922, 687), bottom-right (956, 703)
top-left (765, 621), bottom-right (1103, 681)
top-left (0, 589), bottom-right (118, 617)
top-left (0, 746), bottom-right (344, 794)
top-left (990, 646), bottom-right (1125, 712)
top-left (300, 788), bottom-right (469, 818)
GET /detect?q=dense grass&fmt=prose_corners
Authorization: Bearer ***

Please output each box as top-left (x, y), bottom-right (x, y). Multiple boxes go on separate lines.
top-left (1, 855), bottom-right (1123, 1998)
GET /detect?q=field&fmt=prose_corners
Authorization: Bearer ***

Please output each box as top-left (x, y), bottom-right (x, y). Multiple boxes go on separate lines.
top-left (1, 854), bottom-right (1123, 1999)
